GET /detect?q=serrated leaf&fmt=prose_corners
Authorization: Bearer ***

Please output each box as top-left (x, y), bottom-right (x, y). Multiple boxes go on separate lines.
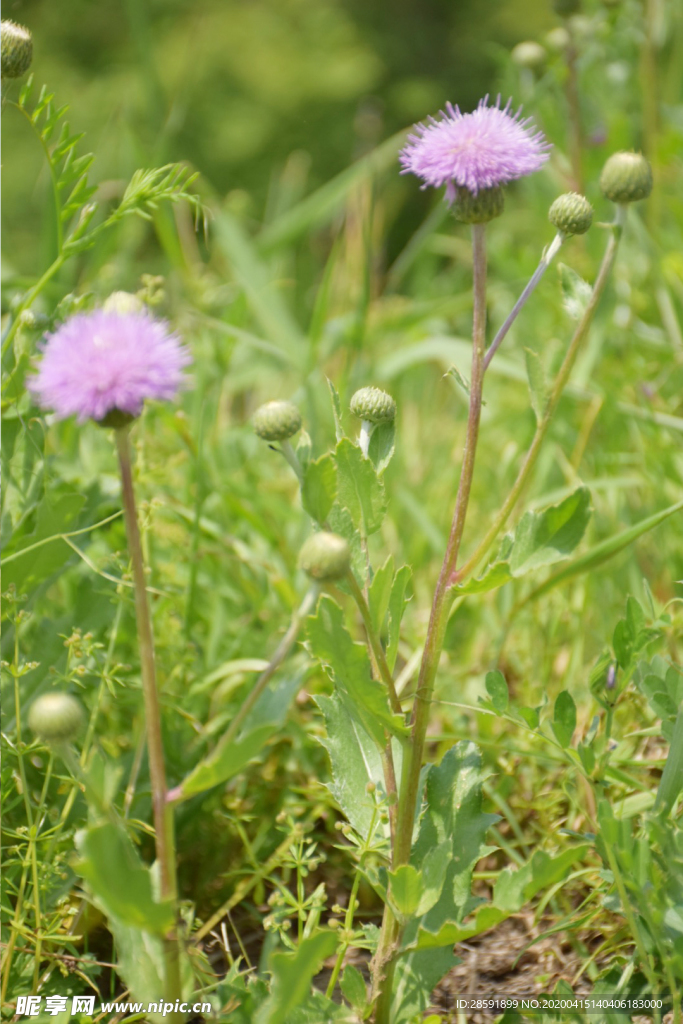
top-left (369, 555), bottom-right (394, 635)
top-left (340, 964), bottom-right (367, 1011)
top-left (454, 488), bottom-right (591, 596)
top-left (74, 823), bottom-right (174, 934)
top-left (335, 438), bottom-right (387, 536)
top-left (559, 263), bottom-right (591, 320)
top-left (387, 565), bottom-right (412, 672)
top-left (307, 596), bottom-right (407, 745)
top-left (255, 931), bottom-right (338, 1024)
top-left (301, 453), bottom-right (337, 525)
top-left (368, 420), bottom-right (396, 475)
top-left (485, 670), bottom-right (509, 714)
top-left (524, 348), bottom-right (547, 422)
top-left (552, 690), bottom-right (577, 748)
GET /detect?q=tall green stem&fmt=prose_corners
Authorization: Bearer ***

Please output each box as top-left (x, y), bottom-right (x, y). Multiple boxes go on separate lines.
top-left (114, 427), bottom-right (182, 1013)
top-left (372, 223), bottom-right (488, 1024)
top-left (456, 208), bottom-right (626, 585)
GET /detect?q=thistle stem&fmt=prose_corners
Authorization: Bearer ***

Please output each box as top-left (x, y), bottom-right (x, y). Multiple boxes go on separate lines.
top-left (168, 585), bottom-right (320, 803)
top-left (114, 427), bottom-right (182, 1013)
top-left (372, 222), bottom-right (488, 1024)
top-left (457, 207), bottom-right (626, 585)
top-left (280, 439), bottom-right (304, 484)
top-left (483, 233), bottom-right (564, 372)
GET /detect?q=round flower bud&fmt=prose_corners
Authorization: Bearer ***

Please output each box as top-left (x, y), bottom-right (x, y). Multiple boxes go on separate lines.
top-left (548, 192), bottom-right (593, 235)
top-left (600, 152), bottom-right (653, 203)
top-left (511, 41), bottom-right (547, 69)
top-left (349, 387), bottom-right (396, 424)
top-left (553, 0), bottom-right (581, 16)
top-left (28, 693), bottom-right (84, 744)
top-left (103, 291), bottom-right (145, 315)
top-left (451, 185), bottom-right (505, 224)
top-left (252, 400), bottom-right (302, 442)
top-left (1, 20), bottom-right (33, 79)
top-left (299, 532), bottom-right (351, 583)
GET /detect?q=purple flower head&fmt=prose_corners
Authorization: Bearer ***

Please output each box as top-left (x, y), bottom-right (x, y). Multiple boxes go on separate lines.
top-left (400, 95), bottom-right (551, 201)
top-left (29, 309), bottom-right (190, 424)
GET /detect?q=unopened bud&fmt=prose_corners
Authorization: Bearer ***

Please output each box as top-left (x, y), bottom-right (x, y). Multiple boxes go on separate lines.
top-left (511, 41), bottom-right (546, 69)
top-left (299, 532), bottom-right (351, 583)
top-left (545, 26), bottom-right (570, 51)
top-left (548, 192), bottom-right (593, 235)
top-left (350, 387), bottom-right (396, 424)
top-left (600, 152), bottom-right (653, 204)
top-left (1, 21), bottom-right (33, 79)
top-left (28, 693), bottom-right (84, 744)
top-left (103, 291), bottom-right (145, 315)
top-left (451, 185), bottom-right (505, 224)
top-left (253, 400), bottom-right (302, 442)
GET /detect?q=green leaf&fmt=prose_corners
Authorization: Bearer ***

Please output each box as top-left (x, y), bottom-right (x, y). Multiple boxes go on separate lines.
top-left (369, 555), bottom-right (394, 635)
top-left (524, 348), bottom-right (547, 422)
top-left (508, 487), bottom-right (591, 576)
top-left (613, 596), bottom-right (650, 670)
top-left (368, 420), bottom-right (396, 475)
top-left (177, 724), bottom-right (276, 800)
top-left (316, 692), bottom-right (397, 839)
top-left (327, 378), bottom-right (344, 442)
top-left (327, 503), bottom-right (364, 583)
top-left (415, 840), bottom-right (452, 916)
top-left (552, 691), bottom-right (577, 749)
top-left (559, 263), bottom-right (591, 320)
top-left (387, 565), bottom-right (412, 672)
top-left (3, 489), bottom-right (86, 592)
top-left (334, 438), bottom-right (387, 536)
top-left (340, 964), bottom-right (367, 1012)
top-left (74, 823), bottom-right (174, 934)
top-left (301, 454), bottom-right (337, 525)
top-left (485, 670), bottom-right (509, 714)
top-left (453, 487), bottom-right (592, 596)
top-left (387, 864), bottom-right (423, 918)
top-left (255, 931), bottom-right (338, 1024)
top-left (307, 596), bottom-right (407, 745)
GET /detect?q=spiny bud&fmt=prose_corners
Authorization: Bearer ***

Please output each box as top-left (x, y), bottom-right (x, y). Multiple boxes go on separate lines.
top-left (511, 41), bottom-right (547, 70)
top-left (548, 192), bottom-right (593, 235)
top-left (1, 21), bottom-right (33, 79)
top-left (451, 185), bottom-right (505, 224)
top-left (299, 532), bottom-right (351, 582)
top-left (252, 400), bottom-right (302, 442)
top-left (349, 387), bottom-right (396, 424)
top-left (600, 152), bottom-right (653, 204)
top-left (103, 291), bottom-right (145, 315)
top-left (28, 693), bottom-right (84, 744)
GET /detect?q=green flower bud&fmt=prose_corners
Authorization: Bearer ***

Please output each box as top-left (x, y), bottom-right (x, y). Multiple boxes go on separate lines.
top-left (451, 186), bottom-right (505, 224)
top-left (1, 20), bottom-right (33, 79)
top-left (28, 693), bottom-right (84, 744)
top-left (548, 192), bottom-right (593, 235)
top-left (252, 400), bottom-right (302, 442)
top-left (545, 26), bottom-right (570, 51)
top-left (299, 532), bottom-right (351, 583)
top-left (600, 152), bottom-right (653, 204)
top-left (553, 0), bottom-right (581, 16)
top-left (511, 41), bottom-right (547, 69)
top-left (103, 291), bottom-right (145, 315)
top-left (349, 387), bottom-right (396, 424)
top-left (96, 409), bottom-right (138, 430)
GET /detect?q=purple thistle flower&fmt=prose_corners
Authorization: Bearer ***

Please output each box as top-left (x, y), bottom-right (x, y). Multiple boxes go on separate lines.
top-left (29, 310), bottom-right (190, 423)
top-left (400, 95), bottom-right (551, 201)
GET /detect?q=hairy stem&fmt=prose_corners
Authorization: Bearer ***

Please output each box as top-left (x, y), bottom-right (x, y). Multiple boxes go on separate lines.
top-left (483, 233), bottom-right (564, 372)
top-left (457, 208), bottom-right (626, 585)
top-left (372, 222), bottom-right (488, 1024)
top-left (115, 427), bottom-right (182, 1013)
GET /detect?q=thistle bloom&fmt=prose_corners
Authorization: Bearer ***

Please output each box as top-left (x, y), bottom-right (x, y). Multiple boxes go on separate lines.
top-left (29, 310), bottom-right (190, 423)
top-left (399, 95), bottom-right (551, 202)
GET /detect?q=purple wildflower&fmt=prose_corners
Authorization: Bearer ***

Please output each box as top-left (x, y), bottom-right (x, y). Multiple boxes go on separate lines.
top-left (29, 310), bottom-right (190, 423)
top-left (400, 95), bottom-right (551, 201)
